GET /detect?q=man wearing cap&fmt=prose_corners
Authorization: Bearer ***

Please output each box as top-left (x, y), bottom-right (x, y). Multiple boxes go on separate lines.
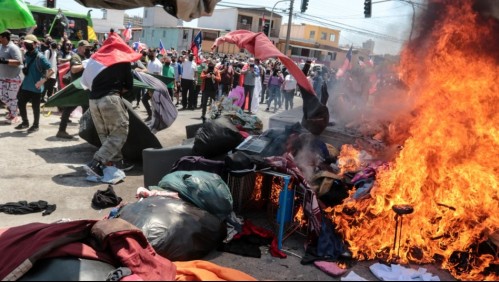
top-left (0, 30), bottom-right (23, 124)
top-left (55, 40), bottom-right (92, 139)
top-left (14, 34), bottom-right (54, 133)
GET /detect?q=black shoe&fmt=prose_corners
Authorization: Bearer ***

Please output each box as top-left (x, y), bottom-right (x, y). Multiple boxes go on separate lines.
top-left (112, 160), bottom-right (134, 172)
top-left (56, 130), bottom-right (74, 139)
top-left (27, 126), bottom-right (39, 133)
top-left (84, 159), bottom-right (104, 177)
top-left (15, 123), bottom-right (29, 130)
top-left (144, 116), bottom-right (152, 122)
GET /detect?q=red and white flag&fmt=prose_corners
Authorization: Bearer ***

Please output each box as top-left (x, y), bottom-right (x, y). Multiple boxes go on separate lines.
top-left (81, 31), bottom-right (142, 91)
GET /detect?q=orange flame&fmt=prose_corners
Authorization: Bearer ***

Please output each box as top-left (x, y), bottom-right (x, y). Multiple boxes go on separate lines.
top-left (337, 144), bottom-right (363, 174)
top-left (333, 1), bottom-right (499, 280)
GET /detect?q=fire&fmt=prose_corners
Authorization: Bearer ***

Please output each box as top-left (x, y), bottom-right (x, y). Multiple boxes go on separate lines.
top-left (332, 0), bottom-right (499, 280)
top-left (337, 144), bottom-right (365, 174)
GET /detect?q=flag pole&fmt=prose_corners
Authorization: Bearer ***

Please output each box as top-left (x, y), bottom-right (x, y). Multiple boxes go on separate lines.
top-left (48, 9), bottom-right (62, 36)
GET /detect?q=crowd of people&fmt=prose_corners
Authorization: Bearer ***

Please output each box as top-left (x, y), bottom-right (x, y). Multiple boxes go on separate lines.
top-left (1, 29), bottom-right (340, 132)
top-left (0, 29), bottom-right (340, 176)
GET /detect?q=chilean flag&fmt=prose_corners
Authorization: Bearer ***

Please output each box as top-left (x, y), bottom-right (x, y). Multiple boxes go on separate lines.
top-left (336, 45), bottom-right (353, 78)
top-left (80, 32), bottom-right (142, 91)
top-left (132, 40), bottom-right (147, 53)
top-left (122, 23), bottom-right (132, 42)
top-left (190, 31), bottom-right (203, 64)
top-left (159, 39), bottom-right (166, 56)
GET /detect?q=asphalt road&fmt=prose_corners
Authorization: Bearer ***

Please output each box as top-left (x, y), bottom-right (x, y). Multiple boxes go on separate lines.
top-left (0, 97), bottom-right (456, 281)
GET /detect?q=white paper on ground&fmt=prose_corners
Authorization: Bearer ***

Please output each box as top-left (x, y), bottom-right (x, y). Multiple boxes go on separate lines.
top-left (369, 263), bottom-right (440, 281)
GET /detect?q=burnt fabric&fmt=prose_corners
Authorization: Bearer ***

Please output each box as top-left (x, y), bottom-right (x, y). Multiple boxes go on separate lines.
top-left (0, 219), bottom-right (177, 281)
top-left (259, 122), bottom-right (307, 157)
top-left (212, 30), bottom-right (329, 135)
top-left (301, 216), bottom-right (347, 264)
top-left (0, 200), bottom-right (56, 216)
top-left (92, 185), bottom-right (123, 209)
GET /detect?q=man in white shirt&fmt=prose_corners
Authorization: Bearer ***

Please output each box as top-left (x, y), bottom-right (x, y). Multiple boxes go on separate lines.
top-left (180, 53), bottom-right (197, 110)
top-left (41, 41), bottom-right (58, 103)
top-left (146, 51), bottom-right (162, 75)
top-left (141, 50), bottom-right (162, 121)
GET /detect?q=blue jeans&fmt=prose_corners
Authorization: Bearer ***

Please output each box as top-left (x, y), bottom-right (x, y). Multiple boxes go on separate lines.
top-left (266, 85), bottom-right (281, 110)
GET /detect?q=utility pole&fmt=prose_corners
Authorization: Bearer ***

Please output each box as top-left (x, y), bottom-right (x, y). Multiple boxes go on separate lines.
top-left (284, 0), bottom-right (294, 56)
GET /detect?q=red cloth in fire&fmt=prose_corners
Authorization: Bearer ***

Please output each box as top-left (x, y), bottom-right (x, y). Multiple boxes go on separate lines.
top-left (0, 219), bottom-right (177, 281)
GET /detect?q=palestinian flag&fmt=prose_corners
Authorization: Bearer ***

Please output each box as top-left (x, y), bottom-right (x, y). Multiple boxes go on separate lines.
top-left (0, 0), bottom-right (36, 32)
top-left (80, 31), bottom-right (142, 91)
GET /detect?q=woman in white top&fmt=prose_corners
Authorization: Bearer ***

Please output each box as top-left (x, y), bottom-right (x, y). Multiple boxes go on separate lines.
top-left (282, 73), bottom-right (297, 110)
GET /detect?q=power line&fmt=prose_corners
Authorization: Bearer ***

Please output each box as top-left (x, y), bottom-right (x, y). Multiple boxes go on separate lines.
top-left (296, 13), bottom-right (405, 43)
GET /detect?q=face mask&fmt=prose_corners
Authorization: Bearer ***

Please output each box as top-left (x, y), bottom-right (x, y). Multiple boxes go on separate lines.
top-left (25, 43), bottom-right (35, 52)
top-left (84, 49), bottom-right (91, 58)
top-left (165, 63), bottom-right (171, 67)
top-left (148, 56), bottom-right (154, 61)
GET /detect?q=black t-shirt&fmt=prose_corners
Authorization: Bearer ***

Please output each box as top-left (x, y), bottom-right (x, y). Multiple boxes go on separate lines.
top-left (89, 62), bottom-right (133, 100)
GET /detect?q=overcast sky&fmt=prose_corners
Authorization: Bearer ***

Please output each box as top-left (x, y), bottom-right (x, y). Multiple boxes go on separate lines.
top-left (32, 0), bottom-right (424, 55)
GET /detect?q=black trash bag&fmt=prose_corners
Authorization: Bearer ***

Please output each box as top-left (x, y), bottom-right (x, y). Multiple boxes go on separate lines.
top-left (118, 197), bottom-right (226, 261)
top-left (79, 99), bottom-right (162, 162)
top-left (19, 257), bottom-right (116, 281)
top-left (192, 116), bottom-right (245, 158)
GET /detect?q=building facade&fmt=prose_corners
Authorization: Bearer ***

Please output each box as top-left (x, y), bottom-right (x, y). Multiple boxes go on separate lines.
top-left (198, 7), bottom-right (283, 55)
top-left (278, 23), bottom-right (342, 66)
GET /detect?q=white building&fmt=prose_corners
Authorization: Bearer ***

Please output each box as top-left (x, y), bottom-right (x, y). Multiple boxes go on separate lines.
top-left (92, 9), bottom-right (126, 40)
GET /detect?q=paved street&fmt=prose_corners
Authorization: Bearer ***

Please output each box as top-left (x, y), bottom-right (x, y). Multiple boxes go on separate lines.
top-left (0, 97), bottom-right (455, 281)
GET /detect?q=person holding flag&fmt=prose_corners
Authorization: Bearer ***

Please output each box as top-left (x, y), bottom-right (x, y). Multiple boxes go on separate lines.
top-left (122, 23), bottom-right (132, 43)
top-left (80, 29), bottom-right (141, 176)
top-left (190, 31), bottom-right (203, 64)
